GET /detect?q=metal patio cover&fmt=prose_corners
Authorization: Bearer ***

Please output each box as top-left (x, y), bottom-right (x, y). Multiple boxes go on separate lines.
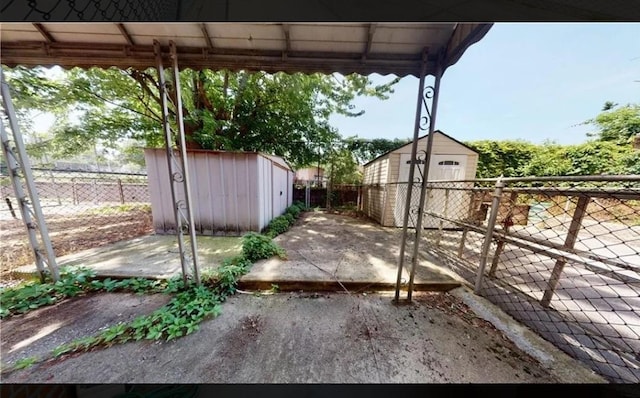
top-left (0, 23), bottom-right (491, 76)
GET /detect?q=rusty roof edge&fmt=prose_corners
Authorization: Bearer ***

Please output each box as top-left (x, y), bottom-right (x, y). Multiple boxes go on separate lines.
top-left (443, 23), bottom-right (493, 72)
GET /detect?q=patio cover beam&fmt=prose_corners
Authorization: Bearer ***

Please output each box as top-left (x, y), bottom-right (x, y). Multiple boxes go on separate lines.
top-left (282, 23), bottom-right (291, 59)
top-left (116, 23), bottom-right (136, 46)
top-left (32, 23), bottom-right (55, 43)
top-left (362, 23), bottom-right (377, 60)
top-left (199, 23), bottom-right (214, 51)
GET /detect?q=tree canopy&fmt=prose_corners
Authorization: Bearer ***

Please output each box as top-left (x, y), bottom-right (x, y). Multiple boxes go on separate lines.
top-left (343, 136), bottom-right (411, 165)
top-left (584, 103), bottom-right (640, 144)
top-left (3, 66), bottom-right (400, 168)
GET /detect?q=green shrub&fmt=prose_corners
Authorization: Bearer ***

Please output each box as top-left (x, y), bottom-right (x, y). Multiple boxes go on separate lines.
top-left (292, 201), bottom-right (307, 211)
top-left (265, 216), bottom-right (290, 237)
top-left (283, 213), bottom-right (295, 225)
top-left (286, 205), bottom-right (301, 219)
top-left (242, 233), bottom-right (285, 262)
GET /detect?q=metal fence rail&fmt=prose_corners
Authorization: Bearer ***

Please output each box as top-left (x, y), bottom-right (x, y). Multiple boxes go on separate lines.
top-left (394, 176), bottom-right (640, 383)
top-left (1, 169), bottom-right (152, 276)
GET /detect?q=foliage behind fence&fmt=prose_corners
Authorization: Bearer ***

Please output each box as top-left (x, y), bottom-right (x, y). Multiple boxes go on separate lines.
top-left (292, 184), bottom-right (362, 208)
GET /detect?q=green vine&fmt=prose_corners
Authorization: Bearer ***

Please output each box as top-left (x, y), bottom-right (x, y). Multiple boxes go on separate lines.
top-left (1, 219), bottom-right (294, 374)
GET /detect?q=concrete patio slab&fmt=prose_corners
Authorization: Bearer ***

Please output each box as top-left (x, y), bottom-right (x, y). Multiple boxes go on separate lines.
top-left (239, 212), bottom-right (462, 292)
top-left (13, 235), bottom-right (242, 280)
top-left (0, 290), bottom-right (605, 383)
top-left (13, 212), bottom-right (462, 293)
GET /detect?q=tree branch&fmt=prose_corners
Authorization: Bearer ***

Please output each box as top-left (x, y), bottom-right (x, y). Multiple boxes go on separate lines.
top-left (74, 85), bottom-right (162, 123)
top-left (129, 71), bottom-right (162, 106)
top-left (135, 92), bottom-right (163, 122)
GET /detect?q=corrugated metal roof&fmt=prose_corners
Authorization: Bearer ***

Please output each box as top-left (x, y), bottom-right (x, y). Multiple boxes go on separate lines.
top-left (0, 23), bottom-right (491, 76)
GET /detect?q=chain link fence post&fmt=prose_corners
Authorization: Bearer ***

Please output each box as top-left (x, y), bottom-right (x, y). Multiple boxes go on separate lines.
top-left (474, 178), bottom-right (504, 294)
top-left (540, 194), bottom-right (590, 307)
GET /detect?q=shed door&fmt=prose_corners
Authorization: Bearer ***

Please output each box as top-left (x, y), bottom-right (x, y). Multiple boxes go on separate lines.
top-left (272, 165), bottom-right (289, 217)
top-left (394, 154), bottom-right (468, 228)
top-left (424, 155), bottom-right (468, 228)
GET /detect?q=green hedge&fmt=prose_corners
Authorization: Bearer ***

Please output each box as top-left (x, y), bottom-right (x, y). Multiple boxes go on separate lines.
top-left (263, 203), bottom-right (308, 238)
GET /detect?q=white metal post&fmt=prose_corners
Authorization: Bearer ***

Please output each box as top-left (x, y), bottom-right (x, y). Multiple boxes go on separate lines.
top-left (0, 70), bottom-right (59, 281)
top-left (154, 40), bottom-right (199, 285)
top-left (170, 41), bottom-right (201, 284)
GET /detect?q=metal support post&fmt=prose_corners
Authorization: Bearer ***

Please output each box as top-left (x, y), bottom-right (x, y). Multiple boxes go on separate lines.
top-left (394, 49), bottom-right (429, 302)
top-left (0, 70), bottom-right (59, 281)
top-left (540, 195), bottom-right (589, 307)
top-left (406, 52), bottom-right (444, 301)
top-left (170, 40), bottom-right (201, 284)
top-left (154, 40), bottom-right (200, 285)
top-left (474, 179), bottom-right (505, 294)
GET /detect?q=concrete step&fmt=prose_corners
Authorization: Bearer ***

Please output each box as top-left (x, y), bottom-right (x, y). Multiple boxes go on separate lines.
top-left (237, 279), bottom-right (461, 293)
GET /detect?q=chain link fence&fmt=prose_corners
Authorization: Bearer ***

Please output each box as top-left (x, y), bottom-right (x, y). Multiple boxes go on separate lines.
top-left (402, 176), bottom-right (640, 383)
top-left (1, 0), bottom-right (180, 21)
top-left (1, 168), bottom-right (152, 278)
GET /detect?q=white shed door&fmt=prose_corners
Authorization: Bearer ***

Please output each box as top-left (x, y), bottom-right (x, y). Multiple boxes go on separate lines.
top-left (272, 165), bottom-right (289, 217)
top-left (424, 155), bottom-right (467, 228)
top-left (394, 154), bottom-right (468, 228)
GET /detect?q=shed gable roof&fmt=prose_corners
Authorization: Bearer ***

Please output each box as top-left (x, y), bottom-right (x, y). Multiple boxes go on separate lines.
top-left (363, 130), bottom-right (478, 167)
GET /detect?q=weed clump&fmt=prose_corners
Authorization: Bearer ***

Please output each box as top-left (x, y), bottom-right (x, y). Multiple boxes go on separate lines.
top-left (242, 233), bottom-right (286, 263)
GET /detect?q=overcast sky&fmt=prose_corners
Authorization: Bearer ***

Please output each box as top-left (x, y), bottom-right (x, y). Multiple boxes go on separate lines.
top-left (329, 22), bottom-right (640, 145)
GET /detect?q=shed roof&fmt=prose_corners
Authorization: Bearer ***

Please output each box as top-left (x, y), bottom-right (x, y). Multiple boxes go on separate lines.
top-left (363, 130), bottom-right (478, 167)
top-left (0, 23), bottom-right (491, 77)
top-left (151, 148), bottom-right (293, 171)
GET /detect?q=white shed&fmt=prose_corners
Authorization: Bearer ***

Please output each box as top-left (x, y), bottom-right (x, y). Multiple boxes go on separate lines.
top-left (361, 130), bottom-right (478, 228)
top-left (144, 149), bottom-right (294, 235)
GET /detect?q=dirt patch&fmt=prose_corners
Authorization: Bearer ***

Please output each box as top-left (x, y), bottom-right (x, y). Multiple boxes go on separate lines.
top-left (1, 208), bottom-right (153, 283)
top-left (239, 315), bottom-right (264, 337)
top-left (0, 291), bottom-right (170, 371)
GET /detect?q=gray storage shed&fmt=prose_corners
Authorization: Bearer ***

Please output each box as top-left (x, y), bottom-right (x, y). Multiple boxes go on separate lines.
top-left (361, 130), bottom-right (478, 228)
top-left (145, 149), bottom-right (293, 235)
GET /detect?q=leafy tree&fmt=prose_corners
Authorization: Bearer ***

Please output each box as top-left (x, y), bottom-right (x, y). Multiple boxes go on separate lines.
top-left (3, 66), bottom-right (400, 168)
top-left (343, 136), bottom-right (411, 164)
top-left (521, 140), bottom-right (635, 177)
top-left (584, 103), bottom-right (640, 144)
top-left (464, 140), bottom-right (537, 178)
top-left (325, 148), bottom-right (362, 185)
